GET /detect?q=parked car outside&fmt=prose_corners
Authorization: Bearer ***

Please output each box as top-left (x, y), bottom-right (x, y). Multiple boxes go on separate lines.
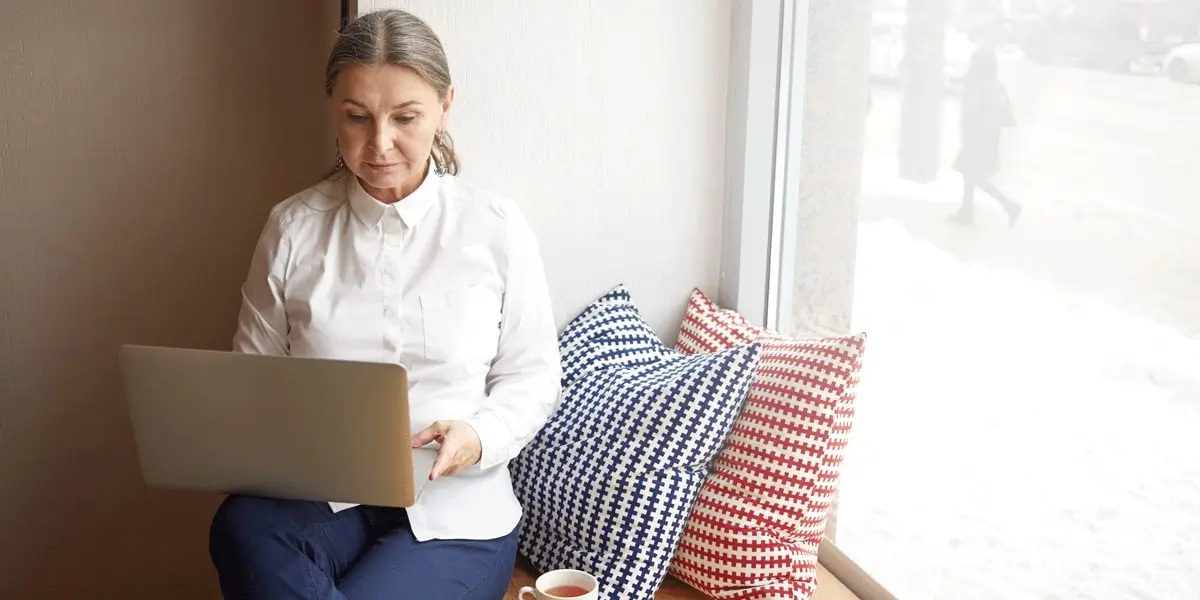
top-left (1163, 42), bottom-right (1200, 82)
top-left (1014, 0), bottom-right (1200, 72)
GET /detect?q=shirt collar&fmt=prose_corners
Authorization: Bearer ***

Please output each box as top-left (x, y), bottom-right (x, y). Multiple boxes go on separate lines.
top-left (347, 158), bottom-right (442, 229)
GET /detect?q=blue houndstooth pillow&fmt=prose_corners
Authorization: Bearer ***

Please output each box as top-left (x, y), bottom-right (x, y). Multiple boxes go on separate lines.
top-left (510, 285), bottom-right (761, 600)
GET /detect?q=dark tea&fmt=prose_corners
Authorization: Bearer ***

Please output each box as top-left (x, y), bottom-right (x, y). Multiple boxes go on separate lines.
top-left (544, 585), bottom-right (589, 598)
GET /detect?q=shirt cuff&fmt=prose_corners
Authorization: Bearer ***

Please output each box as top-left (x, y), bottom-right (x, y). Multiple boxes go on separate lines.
top-left (463, 413), bottom-right (510, 471)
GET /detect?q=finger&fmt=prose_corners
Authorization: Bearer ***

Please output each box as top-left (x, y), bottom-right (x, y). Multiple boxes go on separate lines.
top-left (431, 427), bottom-right (468, 479)
top-left (430, 446), bottom-right (455, 480)
top-left (411, 428), bottom-right (435, 448)
top-left (411, 421), bottom-right (447, 448)
top-left (441, 447), bottom-right (467, 478)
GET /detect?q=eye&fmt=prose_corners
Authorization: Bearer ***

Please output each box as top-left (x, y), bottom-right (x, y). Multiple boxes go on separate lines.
top-left (347, 113), bottom-right (369, 122)
top-left (395, 115), bottom-right (417, 125)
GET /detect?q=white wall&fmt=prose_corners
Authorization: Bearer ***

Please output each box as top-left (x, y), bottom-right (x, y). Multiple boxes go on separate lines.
top-left (360, 0), bottom-right (732, 341)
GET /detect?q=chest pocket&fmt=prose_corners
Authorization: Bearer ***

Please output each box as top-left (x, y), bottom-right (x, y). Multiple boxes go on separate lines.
top-left (419, 286), bottom-right (502, 364)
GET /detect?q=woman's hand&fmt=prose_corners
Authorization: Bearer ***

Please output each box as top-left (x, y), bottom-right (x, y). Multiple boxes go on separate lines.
top-left (411, 420), bottom-right (482, 480)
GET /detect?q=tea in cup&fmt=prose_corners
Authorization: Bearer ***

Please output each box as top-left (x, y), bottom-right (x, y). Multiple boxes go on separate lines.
top-left (517, 568), bottom-right (598, 600)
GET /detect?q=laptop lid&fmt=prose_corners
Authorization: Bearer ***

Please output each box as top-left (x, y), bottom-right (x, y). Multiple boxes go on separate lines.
top-left (119, 344), bottom-right (423, 508)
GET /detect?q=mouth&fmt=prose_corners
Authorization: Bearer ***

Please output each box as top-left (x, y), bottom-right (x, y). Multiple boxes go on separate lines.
top-left (365, 162), bottom-right (400, 170)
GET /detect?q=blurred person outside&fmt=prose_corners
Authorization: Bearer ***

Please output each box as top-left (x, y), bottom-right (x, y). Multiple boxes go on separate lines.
top-left (950, 43), bottom-right (1022, 227)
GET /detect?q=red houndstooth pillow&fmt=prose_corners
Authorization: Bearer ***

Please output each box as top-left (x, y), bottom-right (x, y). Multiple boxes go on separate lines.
top-left (668, 289), bottom-right (866, 599)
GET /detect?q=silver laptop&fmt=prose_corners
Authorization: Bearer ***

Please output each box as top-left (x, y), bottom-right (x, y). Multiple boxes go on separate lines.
top-left (119, 344), bottom-right (431, 508)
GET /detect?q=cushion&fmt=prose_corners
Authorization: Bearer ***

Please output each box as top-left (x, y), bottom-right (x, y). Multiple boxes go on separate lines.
top-left (667, 289), bottom-right (867, 599)
top-left (509, 285), bottom-right (762, 600)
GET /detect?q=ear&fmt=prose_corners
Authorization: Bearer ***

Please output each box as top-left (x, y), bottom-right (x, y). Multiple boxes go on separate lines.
top-left (439, 84), bottom-right (455, 131)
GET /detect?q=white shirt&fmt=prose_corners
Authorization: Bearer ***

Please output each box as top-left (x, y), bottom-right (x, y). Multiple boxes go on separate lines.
top-left (231, 164), bottom-right (563, 541)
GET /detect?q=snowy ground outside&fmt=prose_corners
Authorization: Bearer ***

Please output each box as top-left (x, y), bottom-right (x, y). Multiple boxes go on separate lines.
top-left (836, 61), bottom-right (1200, 599)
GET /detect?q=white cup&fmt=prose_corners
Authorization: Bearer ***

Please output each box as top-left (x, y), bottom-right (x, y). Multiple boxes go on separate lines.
top-left (517, 568), bottom-right (598, 600)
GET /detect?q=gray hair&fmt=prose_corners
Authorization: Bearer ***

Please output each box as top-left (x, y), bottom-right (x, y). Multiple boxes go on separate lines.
top-left (325, 10), bottom-right (460, 175)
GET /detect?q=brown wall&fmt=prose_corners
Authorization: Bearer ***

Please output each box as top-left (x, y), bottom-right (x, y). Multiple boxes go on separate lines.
top-left (0, 1), bottom-right (339, 597)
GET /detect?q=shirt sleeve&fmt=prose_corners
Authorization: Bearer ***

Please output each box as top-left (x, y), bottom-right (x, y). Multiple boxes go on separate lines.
top-left (232, 208), bottom-right (291, 356)
top-left (464, 202), bottom-right (563, 470)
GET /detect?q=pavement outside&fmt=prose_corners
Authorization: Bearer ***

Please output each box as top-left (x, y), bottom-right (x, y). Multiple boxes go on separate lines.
top-left (839, 57), bottom-right (1200, 599)
top-left (860, 59), bottom-right (1200, 339)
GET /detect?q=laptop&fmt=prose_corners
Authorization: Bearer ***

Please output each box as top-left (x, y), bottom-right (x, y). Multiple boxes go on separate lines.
top-left (118, 344), bottom-right (434, 508)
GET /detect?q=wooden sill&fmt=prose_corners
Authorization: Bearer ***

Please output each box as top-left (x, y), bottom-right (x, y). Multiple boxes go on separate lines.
top-left (818, 538), bottom-right (898, 600)
top-left (504, 539), bottom-right (891, 600)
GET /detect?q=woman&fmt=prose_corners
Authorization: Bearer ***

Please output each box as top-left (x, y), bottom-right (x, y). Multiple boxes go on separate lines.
top-left (208, 10), bottom-right (562, 600)
top-left (951, 44), bottom-right (1021, 227)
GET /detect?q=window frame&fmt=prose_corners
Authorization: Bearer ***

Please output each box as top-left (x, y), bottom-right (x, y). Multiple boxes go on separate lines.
top-left (719, 0), bottom-right (808, 336)
top-left (723, 5), bottom-right (896, 599)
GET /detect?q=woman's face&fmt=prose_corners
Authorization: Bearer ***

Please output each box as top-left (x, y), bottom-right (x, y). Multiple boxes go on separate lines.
top-left (331, 63), bottom-right (453, 202)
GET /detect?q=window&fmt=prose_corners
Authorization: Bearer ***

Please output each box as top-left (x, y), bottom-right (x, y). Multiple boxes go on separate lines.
top-left (733, 0), bottom-right (1200, 598)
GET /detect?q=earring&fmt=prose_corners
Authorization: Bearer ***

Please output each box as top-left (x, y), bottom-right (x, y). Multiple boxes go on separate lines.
top-left (432, 131), bottom-right (447, 177)
top-left (333, 142), bottom-right (346, 171)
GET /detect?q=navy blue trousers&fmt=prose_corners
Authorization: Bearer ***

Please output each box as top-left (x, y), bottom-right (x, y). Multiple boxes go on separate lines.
top-left (209, 495), bottom-right (518, 600)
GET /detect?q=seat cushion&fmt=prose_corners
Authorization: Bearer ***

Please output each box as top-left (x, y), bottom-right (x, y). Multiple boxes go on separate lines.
top-left (508, 285), bottom-right (762, 600)
top-left (667, 289), bottom-right (867, 599)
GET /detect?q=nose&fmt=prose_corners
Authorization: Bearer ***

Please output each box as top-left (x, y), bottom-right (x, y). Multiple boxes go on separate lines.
top-left (370, 122), bottom-right (392, 156)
